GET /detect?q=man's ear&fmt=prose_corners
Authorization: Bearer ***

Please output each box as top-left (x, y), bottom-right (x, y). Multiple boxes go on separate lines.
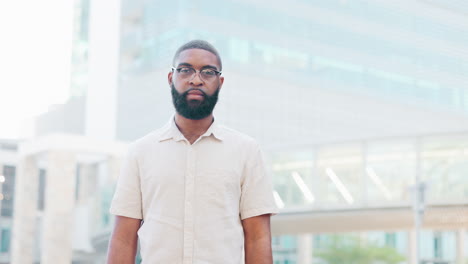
top-left (168, 71), bottom-right (173, 86)
top-left (218, 76), bottom-right (224, 89)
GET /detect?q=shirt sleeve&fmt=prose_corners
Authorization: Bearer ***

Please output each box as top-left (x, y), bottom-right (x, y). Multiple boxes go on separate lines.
top-left (109, 144), bottom-right (143, 219)
top-left (239, 143), bottom-right (279, 220)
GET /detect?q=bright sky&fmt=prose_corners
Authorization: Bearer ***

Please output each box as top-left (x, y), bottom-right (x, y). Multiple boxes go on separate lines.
top-left (0, 0), bottom-right (74, 139)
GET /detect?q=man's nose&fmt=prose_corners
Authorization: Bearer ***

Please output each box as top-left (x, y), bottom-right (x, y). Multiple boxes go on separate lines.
top-left (189, 72), bottom-right (204, 86)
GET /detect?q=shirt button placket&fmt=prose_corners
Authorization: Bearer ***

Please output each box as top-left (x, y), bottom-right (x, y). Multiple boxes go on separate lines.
top-left (183, 146), bottom-right (196, 264)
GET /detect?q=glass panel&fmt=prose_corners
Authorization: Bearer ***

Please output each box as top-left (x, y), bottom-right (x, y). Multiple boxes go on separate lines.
top-left (422, 135), bottom-right (468, 202)
top-left (0, 228), bottom-right (11, 253)
top-left (270, 149), bottom-right (315, 209)
top-left (272, 235), bottom-right (297, 263)
top-left (366, 140), bottom-right (416, 204)
top-left (316, 143), bottom-right (363, 207)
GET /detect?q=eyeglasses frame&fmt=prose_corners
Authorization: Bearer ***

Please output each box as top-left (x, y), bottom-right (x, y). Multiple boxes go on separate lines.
top-left (171, 66), bottom-right (222, 81)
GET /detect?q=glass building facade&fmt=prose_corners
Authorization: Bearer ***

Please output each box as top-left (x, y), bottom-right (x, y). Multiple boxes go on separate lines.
top-left (70, 0), bottom-right (90, 98)
top-left (269, 134), bottom-right (468, 208)
top-left (119, 0), bottom-right (468, 112)
top-left (268, 134), bottom-right (468, 262)
top-left (113, 0), bottom-right (468, 263)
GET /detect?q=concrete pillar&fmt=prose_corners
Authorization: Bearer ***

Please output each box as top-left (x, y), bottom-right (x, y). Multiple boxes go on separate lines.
top-left (75, 163), bottom-right (84, 206)
top-left (407, 229), bottom-right (417, 264)
top-left (297, 233), bottom-right (312, 264)
top-left (75, 162), bottom-right (95, 206)
top-left (456, 229), bottom-right (466, 264)
top-left (108, 155), bottom-right (121, 183)
top-left (79, 162), bottom-right (99, 237)
top-left (11, 155), bottom-right (39, 264)
top-left (41, 151), bottom-right (76, 264)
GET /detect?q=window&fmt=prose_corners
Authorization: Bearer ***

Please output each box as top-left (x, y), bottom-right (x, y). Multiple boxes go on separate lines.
top-left (385, 233), bottom-right (397, 248)
top-left (0, 228), bottom-right (10, 253)
top-left (75, 165), bottom-right (81, 202)
top-left (1, 165), bottom-right (16, 217)
top-left (434, 232), bottom-right (443, 258)
top-left (38, 169), bottom-right (46, 211)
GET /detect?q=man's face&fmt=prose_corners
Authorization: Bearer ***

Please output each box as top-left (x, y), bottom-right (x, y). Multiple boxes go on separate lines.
top-left (168, 48), bottom-right (224, 120)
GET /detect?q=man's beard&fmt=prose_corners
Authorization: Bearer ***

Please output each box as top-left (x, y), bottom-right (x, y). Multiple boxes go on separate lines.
top-left (171, 84), bottom-right (220, 120)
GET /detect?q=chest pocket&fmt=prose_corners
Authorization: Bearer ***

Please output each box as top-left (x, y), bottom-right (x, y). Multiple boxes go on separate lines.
top-left (196, 169), bottom-right (241, 217)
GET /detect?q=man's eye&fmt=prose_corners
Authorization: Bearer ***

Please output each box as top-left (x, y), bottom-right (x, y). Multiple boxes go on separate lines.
top-left (202, 70), bottom-right (216, 76)
top-left (179, 68), bottom-right (192, 73)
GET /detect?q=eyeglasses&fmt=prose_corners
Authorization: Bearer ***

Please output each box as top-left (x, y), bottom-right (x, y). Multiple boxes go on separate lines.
top-left (172, 67), bottom-right (222, 81)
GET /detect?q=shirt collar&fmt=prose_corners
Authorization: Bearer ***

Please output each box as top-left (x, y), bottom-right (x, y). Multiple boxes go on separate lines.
top-left (158, 115), bottom-right (224, 142)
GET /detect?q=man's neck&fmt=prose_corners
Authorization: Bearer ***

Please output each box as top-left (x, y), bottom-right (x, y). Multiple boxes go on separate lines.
top-left (174, 113), bottom-right (214, 144)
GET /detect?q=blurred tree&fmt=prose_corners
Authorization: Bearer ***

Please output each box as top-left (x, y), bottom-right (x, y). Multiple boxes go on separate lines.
top-left (316, 235), bottom-right (405, 264)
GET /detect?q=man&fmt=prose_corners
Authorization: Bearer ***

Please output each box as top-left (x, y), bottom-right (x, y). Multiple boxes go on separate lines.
top-left (107, 40), bottom-right (278, 264)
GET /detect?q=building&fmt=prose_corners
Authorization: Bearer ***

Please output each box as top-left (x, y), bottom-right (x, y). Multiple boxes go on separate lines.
top-left (9, 134), bottom-right (126, 264)
top-left (114, 0), bottom-right (468, 144)
top-left (113, 1), bottom-right (468, 262)
top-left (268, 133), bottom-right (468, 263)
top-left (9, 0), bottom-right (468, 263)
top-left (0, 139), bottom-right (19, 264)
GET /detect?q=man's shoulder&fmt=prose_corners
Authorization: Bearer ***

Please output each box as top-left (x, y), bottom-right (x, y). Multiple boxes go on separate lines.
top-left (127, 126), bottom-right (169, 153)
top-left (216, 124), bottom-right (259, 147)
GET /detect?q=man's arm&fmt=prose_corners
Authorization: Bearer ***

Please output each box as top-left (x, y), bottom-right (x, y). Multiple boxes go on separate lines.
top-left (242, 214), bottom-right (273, 264)
top-left (106, 215), bottom-right (142, 264)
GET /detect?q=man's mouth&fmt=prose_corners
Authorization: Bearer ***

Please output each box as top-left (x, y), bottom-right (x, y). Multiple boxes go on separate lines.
top-left (186, 89), bottom-right (205, 100)
top-left (187, 89), bottom-right (204, 95)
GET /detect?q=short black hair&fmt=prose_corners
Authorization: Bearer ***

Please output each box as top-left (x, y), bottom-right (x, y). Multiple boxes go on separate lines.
top-left (172, 40), bottom-right (223, 70)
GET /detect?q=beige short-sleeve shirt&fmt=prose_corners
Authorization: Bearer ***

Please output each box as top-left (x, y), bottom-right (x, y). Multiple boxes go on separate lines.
top-left (109, 117), bottom-right (278, 264)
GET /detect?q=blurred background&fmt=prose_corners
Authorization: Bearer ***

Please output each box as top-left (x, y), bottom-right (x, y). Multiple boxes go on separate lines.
top-left (0, 0), bottom-right (468, 263)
